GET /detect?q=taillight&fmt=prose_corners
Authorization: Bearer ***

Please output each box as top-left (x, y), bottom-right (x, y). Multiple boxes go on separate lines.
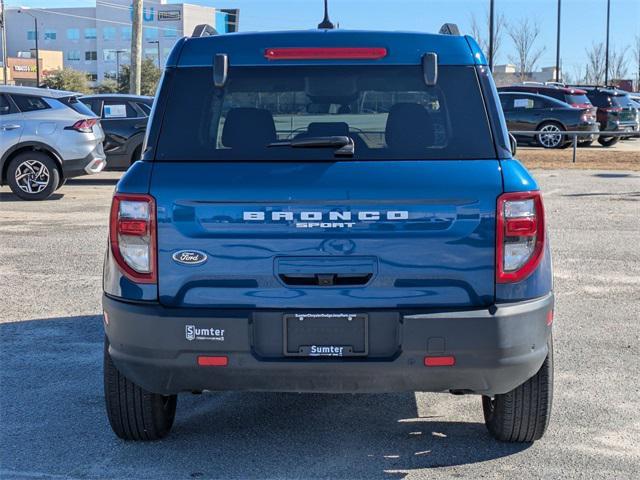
top-left (496, 191), bottom-right (545, 283)
top-left (264, 47), bottom-right (387, 60)
top-left (68, 118), bottom-right (98, 133)
top-left (109, 193), bottom-right (156, 283)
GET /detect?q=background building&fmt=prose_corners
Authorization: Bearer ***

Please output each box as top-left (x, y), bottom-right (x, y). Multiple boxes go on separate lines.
top-left (1, 0), bottom-right (239, 85)
top-left (3, 49), bottom-right (63, 86)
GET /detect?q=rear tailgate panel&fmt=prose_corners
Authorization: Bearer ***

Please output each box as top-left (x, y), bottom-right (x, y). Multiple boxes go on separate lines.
top-left (151, 160), bottom-right (503, 309)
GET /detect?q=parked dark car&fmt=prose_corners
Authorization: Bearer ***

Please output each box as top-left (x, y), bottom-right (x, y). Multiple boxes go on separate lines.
top-left (569, 87), bottom-right (639, 147)
top-left (498, 84), bottom-right (596, 146)
top-left (80, 94), bottom-right (153, 169)
top-left (498, 92), bottom-right (599, 148)
top-left (498, 84), bottom-right (594, 110)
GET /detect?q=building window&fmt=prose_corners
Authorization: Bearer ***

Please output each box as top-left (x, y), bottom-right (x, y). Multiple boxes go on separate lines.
top-left (67, 28), bottom-right (80, 41)
top-left (86, 73), bottom-right (98, 82)
top-left (44, 30), bottom-right (57, 40)
top-left (84, 28), bottom-right (97, 39)
top-left (103, 49), bottom-right (117, 62)
top-left (27, 31), bottom-right (36, 41)
top-left (67, 50), bottom-right (81, 61)
top-left (103, 27), bottom-right (116, 41)
top-left (163, 27), bottom-right (178, 38)
top-left (121, 27), bottom-right (132, 41)
top-left (104, 71), bottom-right (117, 80)
top-left (144, 27), bottom-right (158, 41)
top-left (85, 51), bottom-right (97, 61)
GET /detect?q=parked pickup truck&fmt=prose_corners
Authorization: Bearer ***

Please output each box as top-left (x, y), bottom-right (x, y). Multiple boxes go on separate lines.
top-left (102, 25), bottom-right (554, 443)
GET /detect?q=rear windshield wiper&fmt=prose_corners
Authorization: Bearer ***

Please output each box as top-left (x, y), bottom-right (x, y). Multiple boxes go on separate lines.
top-left (268, 136), bottom-right (354, 157)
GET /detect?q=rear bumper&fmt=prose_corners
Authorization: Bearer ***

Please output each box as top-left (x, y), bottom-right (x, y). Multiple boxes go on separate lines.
top-left (61, 144), bottom-right (106, 178)
top-left (103, 293), bottom-right (553, 396)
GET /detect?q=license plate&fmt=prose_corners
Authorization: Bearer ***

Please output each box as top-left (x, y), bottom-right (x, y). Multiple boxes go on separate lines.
top-left (283, 313), bottom-right (368, 357)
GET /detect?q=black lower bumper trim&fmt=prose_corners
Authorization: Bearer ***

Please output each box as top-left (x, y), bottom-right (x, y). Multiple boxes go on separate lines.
top-left (103, 293), bottom-right (553, 396)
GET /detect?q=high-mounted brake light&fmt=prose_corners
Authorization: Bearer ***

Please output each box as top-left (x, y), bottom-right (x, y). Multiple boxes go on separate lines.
top-left (67, 118), bottom-right (98, 133)
top-left (264, 47), bottom-right (387, 60)
top-left (109, 193), bottom-right (156, 283)
top-left (496, 191), bottom-right (545, 283)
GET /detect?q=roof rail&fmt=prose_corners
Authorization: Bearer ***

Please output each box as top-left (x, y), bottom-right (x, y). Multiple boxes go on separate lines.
top-left (544, 81), bottom-right (566, 87)
top-left (439, 23), bottom-right (460, 36)
top-left (521, 81), bottom-right (545, 85)
top-left (192, 24), bottom-right (218, 38)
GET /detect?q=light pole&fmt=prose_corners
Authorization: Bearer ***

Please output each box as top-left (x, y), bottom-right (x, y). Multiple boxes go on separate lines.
top-left (148, 40), bottom-right (160, 69)
top-left (555, 0), bottom-right (562, 82)
top-left (488, 0), bottom-right (495, 70)
top-left (17, 8), bottom-right (39, 86)
top-left (115, 49), bottom-right (125, 87)
top-left (1, 0), bottom-right (8, 85)
top-left (604, 0), bottom-right (611, 85)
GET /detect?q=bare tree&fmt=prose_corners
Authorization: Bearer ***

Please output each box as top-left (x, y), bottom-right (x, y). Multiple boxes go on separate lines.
top-left (584, 42), bottom-right (606, 85)
top-left (608, 47), bottom-right (628, 81)
top-left (469, 11), bottom-right (507, 64)
top-left (507, 18), bottom-right (545, 81)
top-left (632, 35), bottom-right (640, 90)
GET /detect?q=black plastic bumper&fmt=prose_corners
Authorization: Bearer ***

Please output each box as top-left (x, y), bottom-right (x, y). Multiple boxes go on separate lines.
top-left (62, 145), bottom-right (106, 179)
top-left (103, 293), bottom-right (553, 396)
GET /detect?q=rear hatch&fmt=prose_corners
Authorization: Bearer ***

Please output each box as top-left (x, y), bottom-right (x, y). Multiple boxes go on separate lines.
top-left (151, 160), bottom-right (502, 309)
top-left (149, 60), bottom-right (503, 310)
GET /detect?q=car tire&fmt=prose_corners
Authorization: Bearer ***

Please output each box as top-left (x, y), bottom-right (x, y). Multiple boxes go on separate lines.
top-left (536, 122), bottom-right (566, 149)
top-left (598, 136), bottom-right (619, 147)
top-left (55, 178), bottom-right (67, 191)
top-left (6, 152), bottom-right (60, 201)
top-left (104, 337), bottom-right (177, 441)
top-left (482, 337), bottom-right (553, 442)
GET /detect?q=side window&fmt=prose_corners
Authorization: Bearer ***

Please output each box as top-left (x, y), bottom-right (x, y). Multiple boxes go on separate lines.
top-left (136, 102), bottom-right (152, 116)
top-left (499, 95), bottom-right (512, 111)
top-left (512, 96), bottom-right (535, 109)
top-left (533, 97), bottom-right (549, 109)
top-left (0, 94), bottom-right (16, 115)
top-left (81, 99), bottom-right (102, 116)
top-left (11, 95), bottom-right (51, 112)
top-left (102, 100), bottom-right (138, 119)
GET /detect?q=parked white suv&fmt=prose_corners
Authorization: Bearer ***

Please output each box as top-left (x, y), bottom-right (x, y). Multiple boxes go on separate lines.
top-left (0, 86), bottom-right (106, 200)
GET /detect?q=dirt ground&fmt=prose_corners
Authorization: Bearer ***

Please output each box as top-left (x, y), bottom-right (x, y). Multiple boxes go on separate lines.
top-left (518, 141), bottom-right (639, 170)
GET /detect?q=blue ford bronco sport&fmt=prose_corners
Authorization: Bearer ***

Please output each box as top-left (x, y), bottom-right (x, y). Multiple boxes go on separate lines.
top-left (103, 22), bottom-right (554, 442)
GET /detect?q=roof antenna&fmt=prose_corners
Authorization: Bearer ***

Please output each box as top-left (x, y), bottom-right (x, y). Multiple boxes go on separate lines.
top-left (318, 0), bottom-right (335, 29)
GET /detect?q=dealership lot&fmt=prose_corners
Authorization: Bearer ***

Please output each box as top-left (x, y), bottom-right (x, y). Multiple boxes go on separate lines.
top-left (1, 169), bottom-right (639, 479)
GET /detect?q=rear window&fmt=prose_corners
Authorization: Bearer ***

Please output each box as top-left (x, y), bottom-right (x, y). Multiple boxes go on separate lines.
top-left (611, 95), bottom-right (633, 107)
top-left (59, 96), bottom-right (96, 116)
top-left (565, 94), bottom-right (591, 105)
top-left (156, 65), bottom-right (495, 161)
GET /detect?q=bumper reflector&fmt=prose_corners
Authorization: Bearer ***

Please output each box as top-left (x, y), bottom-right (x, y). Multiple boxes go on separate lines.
top-left (424, 356), bottom-right (456, 367)
top-left (546, 310), bottom-right (554, 326)
top-left (197, 356), bottom-right (228, 367)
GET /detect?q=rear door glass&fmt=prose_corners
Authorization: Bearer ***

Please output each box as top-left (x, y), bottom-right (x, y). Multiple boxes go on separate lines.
top-left (11, 95), bottom-right (50, 112)
top-left (103, 100), bottom-right (138, 119)
top-left (156, 65), bottom-right (496, 161)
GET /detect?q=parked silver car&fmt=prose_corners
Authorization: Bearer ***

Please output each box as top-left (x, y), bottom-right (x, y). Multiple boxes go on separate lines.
top-left (0, 86), bottom-right (106, 200)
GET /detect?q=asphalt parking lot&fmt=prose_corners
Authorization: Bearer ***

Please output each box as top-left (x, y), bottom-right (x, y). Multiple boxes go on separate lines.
top-left (1, 169), bottom-right (639, 479)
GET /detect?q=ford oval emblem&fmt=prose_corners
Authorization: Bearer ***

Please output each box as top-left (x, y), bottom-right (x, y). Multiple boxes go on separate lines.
top-left (172, 250), bottom-right (208, 266)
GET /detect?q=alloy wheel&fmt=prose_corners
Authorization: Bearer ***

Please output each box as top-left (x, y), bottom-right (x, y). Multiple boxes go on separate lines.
top-left (538, 125), bottom-right (563, 148)
top-left (14, 160), bottom-right (50, 194)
